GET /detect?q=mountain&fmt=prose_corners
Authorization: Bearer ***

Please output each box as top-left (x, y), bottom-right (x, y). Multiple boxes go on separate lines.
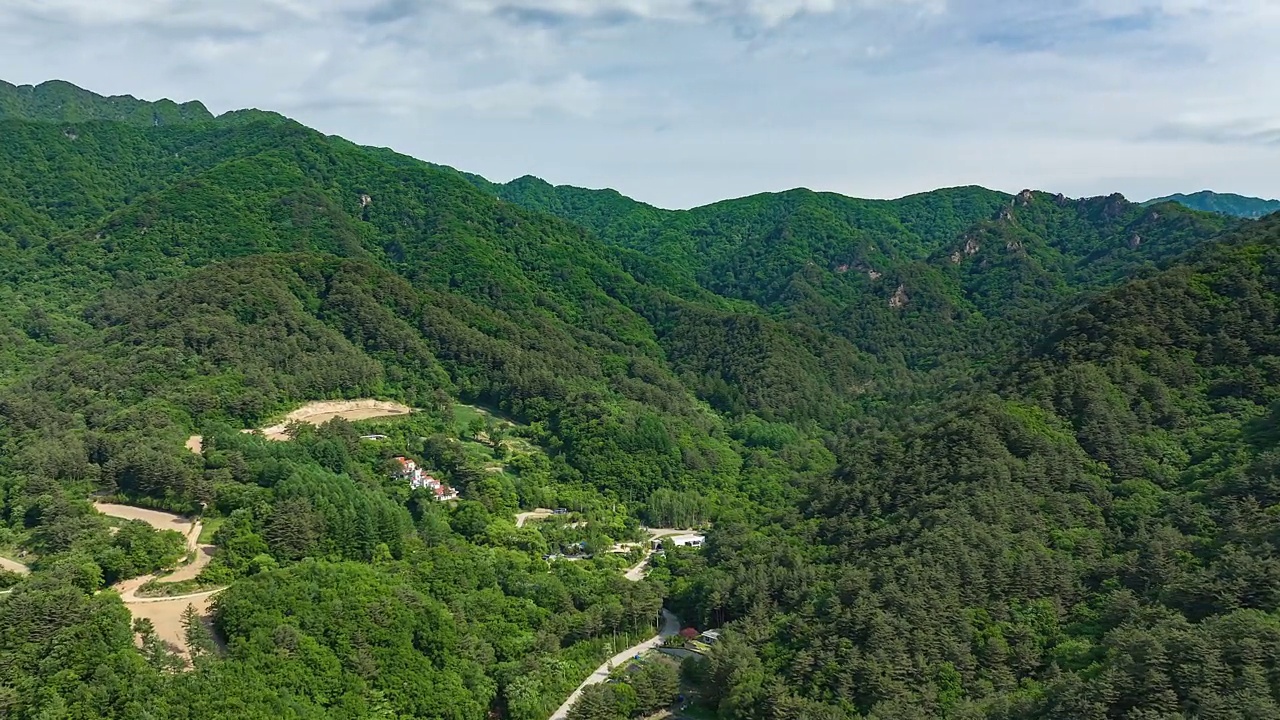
top-left (2, 80), bottom-right (1278, 720)
top-left (478, 176), bottom-right (1236, 380)
top-left (0, 79), bottom-right (214, 126)
top-left (1146, 190), bottom-right (1280, 219)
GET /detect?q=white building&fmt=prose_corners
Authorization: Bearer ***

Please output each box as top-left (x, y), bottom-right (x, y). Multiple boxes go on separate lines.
top-left (652, 533), bottom-right (705, 551)
top-left (393, 457), bottom-right (457, 501)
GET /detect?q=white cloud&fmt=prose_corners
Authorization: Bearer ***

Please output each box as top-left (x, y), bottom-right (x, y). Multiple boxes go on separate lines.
top-left (0, 0), bottom-right (1277, 207)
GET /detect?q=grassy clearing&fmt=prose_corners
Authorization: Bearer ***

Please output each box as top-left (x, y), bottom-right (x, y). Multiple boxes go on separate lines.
top-left (136, 577), bottom-right (221, 598)
top-left (197, 517), bottom-right (224, 544)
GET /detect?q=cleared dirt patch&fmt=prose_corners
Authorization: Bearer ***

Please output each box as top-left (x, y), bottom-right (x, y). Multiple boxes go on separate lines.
top-left (516, 508), bottom-right (553, 528)
top-left (252, 399), bottom-right (412, 441)
top-left (185, 435), bottom-right (203, 455)
top-left (95, 503), bottom-right (194, 536)
top-left (130, 593), bottom-right (216, 661)
top-left (0, 556), bottom-right (30, 575)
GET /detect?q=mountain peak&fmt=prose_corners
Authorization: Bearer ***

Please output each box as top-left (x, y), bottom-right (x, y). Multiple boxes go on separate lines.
top-left (1144, 190), bottom-right (1280, 219)
top-left (0, 78), bottom-right (213, 126)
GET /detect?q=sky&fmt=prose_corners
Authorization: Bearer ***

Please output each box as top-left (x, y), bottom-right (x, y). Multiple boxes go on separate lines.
top-left (1, 0), bottom-right (1278, 209)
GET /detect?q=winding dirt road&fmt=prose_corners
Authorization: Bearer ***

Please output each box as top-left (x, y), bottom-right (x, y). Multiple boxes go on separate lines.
top-left (94, 503), bottom-right (223, 659)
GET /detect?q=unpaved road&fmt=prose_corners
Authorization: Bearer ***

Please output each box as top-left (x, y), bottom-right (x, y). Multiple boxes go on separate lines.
top-left (515, 508), bottom-right (553, 527)
top-left (94, 503), bottom-right (224, 661)
top-left (0, 556), bottom-right (30, 575)
top-left (254, 399), bottom-right (411, 441)
top-left (548, 609), bottom-right (681, 720)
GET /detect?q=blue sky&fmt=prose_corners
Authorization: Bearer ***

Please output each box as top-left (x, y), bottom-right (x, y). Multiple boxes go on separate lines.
top-left (1, 0), bottom-right (1277, 208)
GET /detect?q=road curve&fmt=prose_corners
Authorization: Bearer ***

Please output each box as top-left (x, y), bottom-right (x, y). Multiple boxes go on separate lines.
top-left (623, 528), bottom-right (690, 582)
top-left (548, 609), bottom-right (681, 720)
top-left (515, 508), bottom-right (553, 528)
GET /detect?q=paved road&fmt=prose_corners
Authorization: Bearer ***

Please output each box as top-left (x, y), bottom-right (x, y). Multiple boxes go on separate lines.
top-left (548, 609), bottom-right (681, 720)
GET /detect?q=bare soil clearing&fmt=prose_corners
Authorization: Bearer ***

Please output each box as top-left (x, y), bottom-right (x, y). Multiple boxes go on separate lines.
top-left (129, 594), bottom-right (216, 659)
top-left (0, 556), bottom-right (30, 575)
top-left (250, 399), bottom-right (412, 440)
top-left (184, 435), bottom-right (203, 455)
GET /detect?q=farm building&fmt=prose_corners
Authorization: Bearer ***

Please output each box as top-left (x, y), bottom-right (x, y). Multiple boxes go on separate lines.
top-left (652, 533), bottom-right (705, 551)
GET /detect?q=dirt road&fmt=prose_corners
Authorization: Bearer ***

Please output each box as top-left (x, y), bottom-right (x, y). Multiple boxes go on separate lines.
top-left (94, 503), bottom-right (224, 661)
top-left (548, 609), bottom-right (681, 720)
top-left (0, 556), bottom-right (30, 575)
top-left (515, 508), bottom-right (553, 527)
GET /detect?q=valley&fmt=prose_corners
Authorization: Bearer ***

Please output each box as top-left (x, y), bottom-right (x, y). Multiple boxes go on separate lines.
top-left (0, 79), bottom-right (1277, 720)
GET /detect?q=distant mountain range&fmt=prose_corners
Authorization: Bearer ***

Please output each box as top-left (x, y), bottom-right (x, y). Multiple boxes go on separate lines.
top-left (1145, 190), bottom-right (1280, 219)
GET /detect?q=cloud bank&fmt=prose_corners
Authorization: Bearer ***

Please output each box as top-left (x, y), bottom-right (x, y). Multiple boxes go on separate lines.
top-left (0, 0), bottom-right (1277, 207)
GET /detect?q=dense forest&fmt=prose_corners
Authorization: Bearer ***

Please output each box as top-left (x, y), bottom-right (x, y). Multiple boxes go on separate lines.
top-left (1, 79), bottom-right (1278, 719)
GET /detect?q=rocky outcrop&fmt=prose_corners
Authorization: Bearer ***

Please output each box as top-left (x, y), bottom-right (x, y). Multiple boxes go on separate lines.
top-left (1129, 233), bottom-right (1142, 249)
top-left (998, 207), bottom-right (1014, 222)
top-left (1015, 189), bottom-right (1035, 206)
top-left (950, 251), bottom-right (963, 264)
top-left (360, 194), bottom-right (373, 207)
top-left (1006, 239), bottom-right (1024, 252)
top-left (889, 284), bottom-right (909, 309)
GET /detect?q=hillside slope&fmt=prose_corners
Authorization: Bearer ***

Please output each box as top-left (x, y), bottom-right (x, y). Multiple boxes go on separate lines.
top-left (664, 214), bottom-right (1280, 718)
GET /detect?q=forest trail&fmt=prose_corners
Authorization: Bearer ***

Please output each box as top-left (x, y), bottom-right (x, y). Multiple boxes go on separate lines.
top-left (251, 399), bottom-right (411, 440)
top-left (94, 503), bottom-right (224, 660)
top-left (548, 609), bottom-right (681, 720)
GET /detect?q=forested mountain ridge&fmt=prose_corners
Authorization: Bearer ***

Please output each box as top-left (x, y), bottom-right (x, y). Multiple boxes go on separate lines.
top-left (1146, 190), bottom-right (1280, 219)
top-left (479, 175), bottom-right (1236, 377)
top-left (660, 214), bottom-right (1280, 718)
top-left (0, 79), bottom-right (214, 126)
top-left (1, 80), bottom-right (1277, 720)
